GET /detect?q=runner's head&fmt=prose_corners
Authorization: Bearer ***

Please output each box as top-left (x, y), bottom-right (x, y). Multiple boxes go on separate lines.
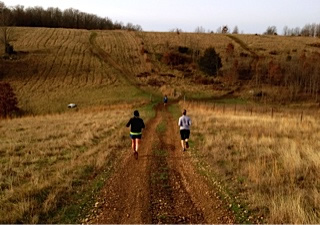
top-left (183, 109), bottom-right (186, 115)
top-left (134, 110), bottom-right (139, 117)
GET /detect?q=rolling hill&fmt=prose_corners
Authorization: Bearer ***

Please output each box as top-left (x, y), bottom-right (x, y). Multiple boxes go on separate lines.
top-left (1, 28), bottom-right (320, 223)
top-left (1, 27), bottom-right (320, 115)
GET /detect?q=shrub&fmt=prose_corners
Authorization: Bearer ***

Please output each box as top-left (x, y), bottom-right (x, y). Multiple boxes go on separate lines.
top-left (178, 46), bottom-right (190, 54)
top-left (226, 43), bottom-right (235, 55)
top-left (162, 51), bottom-right (191, 66)
top-left (269, 50), bottom-right (279, 55)
top-left (0, 82), bottom-right (19, 118)
top-left (240, 52), bottom-right (249, 57)
top-left (198, 47), bottom-right (222, 76)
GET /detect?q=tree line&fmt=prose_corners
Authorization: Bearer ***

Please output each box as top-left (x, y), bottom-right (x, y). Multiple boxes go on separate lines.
top-left (264, 24), bottom-right (320, 37)
top-left (0, 2), bottom-right (142, 31)
top-left (175, 24), bottom-right (320, 37)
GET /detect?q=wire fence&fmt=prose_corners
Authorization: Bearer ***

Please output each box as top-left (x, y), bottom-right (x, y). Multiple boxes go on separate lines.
top-left (181, 100), bottom-right (320, 122)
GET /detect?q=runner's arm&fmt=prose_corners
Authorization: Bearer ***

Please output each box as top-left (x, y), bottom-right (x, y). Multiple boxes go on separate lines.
top-left (126, 119), bottom-right (131, 127)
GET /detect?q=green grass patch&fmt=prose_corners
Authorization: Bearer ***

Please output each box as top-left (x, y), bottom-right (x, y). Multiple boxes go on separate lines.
top-left (153, 148), bottom-right (168, 157)
top-left (138, 100), bottom-right (159, 120)
top-left (47, 150), bottom-right (123, 224)
top-left (158, 214), bottom-right (167, 221)
top-left (214, 98), bottom-right (248, 105)
top-left (168, 103), bottom-right (181, 120)
top-left (20, 84), bottom-right (150, 115)
top-left (156, 121), bottom-right (167, 134)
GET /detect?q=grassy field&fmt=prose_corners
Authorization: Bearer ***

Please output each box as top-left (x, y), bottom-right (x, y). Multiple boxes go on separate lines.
top-left (181, 101), bottom-right (320, 223)
top-left (1, 27), bottom-right (320, 223)
top-left (1, 28), bottom-right (151, 115)
top-left (2, 28), bottom-right (319, 115)
top-left (0, 103), bottom-right (155, 223)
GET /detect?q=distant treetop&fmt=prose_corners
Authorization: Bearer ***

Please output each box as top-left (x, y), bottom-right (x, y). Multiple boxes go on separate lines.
top-left (0, 1), bottom-right (142, 31)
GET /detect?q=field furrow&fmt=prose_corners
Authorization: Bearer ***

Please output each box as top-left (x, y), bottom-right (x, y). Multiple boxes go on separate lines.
top-left (43, 28), bottom-right (56, 48)
top-left (36, 28), bottom-right (51, 49)
top-left (52, 30), bottom-right (75, 88)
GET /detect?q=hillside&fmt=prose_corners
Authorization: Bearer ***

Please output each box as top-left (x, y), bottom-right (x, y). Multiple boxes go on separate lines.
top-left (1, 28), bottom-right (320, 224)
top-left (1, 27), bottom-right (320, 115)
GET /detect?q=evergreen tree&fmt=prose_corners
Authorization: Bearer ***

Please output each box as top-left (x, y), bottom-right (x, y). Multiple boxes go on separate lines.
top-left (198, 47), bottom-right (222, 76)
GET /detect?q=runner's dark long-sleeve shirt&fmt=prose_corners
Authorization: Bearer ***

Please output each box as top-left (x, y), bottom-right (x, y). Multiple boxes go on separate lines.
top-left (126, 117), bottom-right (145, 133)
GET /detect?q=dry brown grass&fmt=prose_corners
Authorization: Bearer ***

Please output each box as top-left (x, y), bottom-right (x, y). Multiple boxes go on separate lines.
top-left (2, 28), bottom-right (320, 115)
top-left (181, 101), bottom-right (320, 223)
top-left (239, 34), bottom-right (320, 55)
top-left (0, 105), bottom-right (147, 223)
top-left (1, 28), bottom-right (148, 115)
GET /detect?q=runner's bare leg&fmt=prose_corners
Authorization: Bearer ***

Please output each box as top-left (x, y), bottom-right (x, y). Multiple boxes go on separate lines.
top-left (135, 139), bottom-right (140, 152)
top-left (131, 139), bottom-right (136, 152)
top-left (181, 140), bottom-right (185, 149)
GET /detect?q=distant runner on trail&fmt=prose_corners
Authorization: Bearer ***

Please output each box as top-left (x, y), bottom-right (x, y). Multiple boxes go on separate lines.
top-left (163, 95), bottom-right (168, 106)
top-left (178, 109), bottom-right (191, 151)
top-left (126, 110), bottom-right (145, 159)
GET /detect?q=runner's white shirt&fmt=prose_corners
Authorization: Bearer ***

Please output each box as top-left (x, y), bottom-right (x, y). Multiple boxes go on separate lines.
top-left (178, 115), bottom-right (191, 130)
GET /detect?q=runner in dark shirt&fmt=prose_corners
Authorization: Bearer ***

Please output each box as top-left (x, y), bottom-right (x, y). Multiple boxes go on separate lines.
top-left (126, 110), bottom-right (145, 159)
top-left (163, 95), bottom-right (168, 107)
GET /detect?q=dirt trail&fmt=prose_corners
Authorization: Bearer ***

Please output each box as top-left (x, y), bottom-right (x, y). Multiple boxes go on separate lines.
top-left (87, 104), bottom-right (234, 223)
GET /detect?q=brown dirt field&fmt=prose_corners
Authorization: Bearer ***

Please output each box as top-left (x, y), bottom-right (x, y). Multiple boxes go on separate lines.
top-left (86, 103), bottom-right (235, 224)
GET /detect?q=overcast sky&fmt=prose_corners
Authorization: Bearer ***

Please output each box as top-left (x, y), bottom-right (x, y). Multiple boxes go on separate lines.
top-left (3, 0), bottom-right (320, 34)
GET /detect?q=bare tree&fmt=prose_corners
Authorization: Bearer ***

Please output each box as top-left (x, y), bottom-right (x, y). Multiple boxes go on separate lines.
top-left (232, 26), bottom-right (239, 34)
top-left (216, 26), bottom-right (222, 33)
top-left (169, 28), bottom-right (183, 34)
top-left (264, 26), bottom-right (277, 35)
top-left (316, 24), bottom-right (320, 37)
top-left (0, 2), bottom-right (15, 54)
top-left (283, 26), bottom-right (289, 36)
top-left (301, 24), bottom-right (312, 37)
top-left (194, 26), bottom-right (206, 33)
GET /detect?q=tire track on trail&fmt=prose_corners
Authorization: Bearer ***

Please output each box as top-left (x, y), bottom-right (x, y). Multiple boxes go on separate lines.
top-left (86, 104), bottom-right (235, 224)
top-left (87, 106), bottom-right (161, 224)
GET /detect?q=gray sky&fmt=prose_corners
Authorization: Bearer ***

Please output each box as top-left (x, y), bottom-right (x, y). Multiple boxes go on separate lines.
top-left (3, 0), bottom-right (320, 34)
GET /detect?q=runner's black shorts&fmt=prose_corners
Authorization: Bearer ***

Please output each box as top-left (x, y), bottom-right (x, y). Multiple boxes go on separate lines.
top-left (130, 134), bottom-right (142, 139)
top-left (180, 129), bottom-right (190, 140)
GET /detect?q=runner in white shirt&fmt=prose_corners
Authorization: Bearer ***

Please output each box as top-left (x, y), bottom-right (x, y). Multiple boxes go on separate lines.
top-left (178, 109), bottom-right (191, 151)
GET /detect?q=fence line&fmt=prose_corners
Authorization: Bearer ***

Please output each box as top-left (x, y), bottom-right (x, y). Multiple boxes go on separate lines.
top-left (181, 100), bottom-right (320, 122)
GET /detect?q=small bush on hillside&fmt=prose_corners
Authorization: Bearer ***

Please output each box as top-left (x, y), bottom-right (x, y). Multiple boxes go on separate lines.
top-left (240, 52), bottom-right (249, 57)
top-left (178, 46), bottom-right (190, 54)
top-left (286, 55), bottom-right (292, 61)
top-left (198, 47), bottom-right (222, 76)
top-left (0, 82), bottom-right (19, 118)
top-left (162, 51), bottom-right (192, 66)
top-left (226, 43), bottom-right (235, 55)
top-left (269, 50), bottom-right (279, 55)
